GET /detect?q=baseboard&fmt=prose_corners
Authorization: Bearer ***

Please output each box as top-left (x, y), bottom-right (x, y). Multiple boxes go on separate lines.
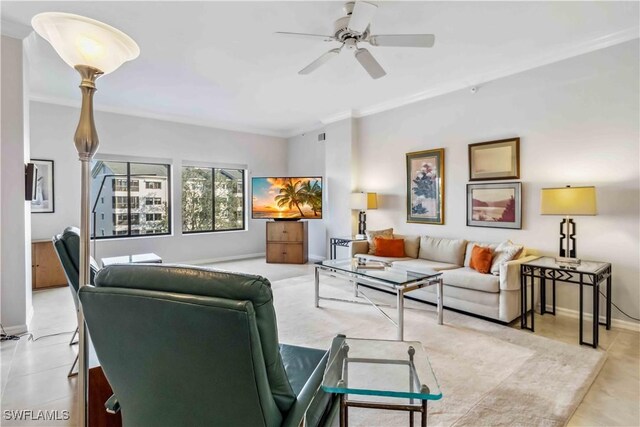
top-left (180, 252), bottom-right (266, 265)
top-left (309, 254), bottom-right (326, 262)
top-left (1, 323), bottom-right (29, 335)
top-left (538, 303), bottom-right (640, 332)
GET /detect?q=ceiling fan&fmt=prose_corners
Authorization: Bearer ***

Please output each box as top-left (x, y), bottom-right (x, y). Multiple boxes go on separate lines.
top-left (276, 1), bottom-right (435, 79)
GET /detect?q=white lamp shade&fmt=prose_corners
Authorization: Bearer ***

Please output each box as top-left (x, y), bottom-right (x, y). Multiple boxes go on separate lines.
top-left (31, 12), bottom-right (139, 75)
top-left (540, 186), bottom-right (597, 216)
top-left (350, 193), bottom-right (367, 210)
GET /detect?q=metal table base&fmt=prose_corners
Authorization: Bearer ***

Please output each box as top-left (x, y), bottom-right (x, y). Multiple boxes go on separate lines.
top-left (315, 265), bottom-right (443, 341)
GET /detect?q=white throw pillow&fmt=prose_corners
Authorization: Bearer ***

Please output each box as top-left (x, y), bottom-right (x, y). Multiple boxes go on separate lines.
top-left (366, 228), bottom-right (393, 255)
top-left (490, 240), bottom-right (524, 275)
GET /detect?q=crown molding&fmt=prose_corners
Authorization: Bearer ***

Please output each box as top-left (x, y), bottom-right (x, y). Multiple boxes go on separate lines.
top-left (323, 26), bottom-right (640, 124)
top-left (29, 94), bottom-right (289, 139)
top-left (1, 19), bottom-right (32, 39)
top-left (321, 110), bottom-right (353, 125)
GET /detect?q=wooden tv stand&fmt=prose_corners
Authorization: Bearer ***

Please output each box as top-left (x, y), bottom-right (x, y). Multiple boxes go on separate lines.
top-left (266, 221), bottom-right (308, 264)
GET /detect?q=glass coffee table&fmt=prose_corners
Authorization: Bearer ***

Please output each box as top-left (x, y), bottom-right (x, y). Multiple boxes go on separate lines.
top-left (315, 259), bottom-right (443, 341)
top-left (322, 336), bottom-right (442, 427)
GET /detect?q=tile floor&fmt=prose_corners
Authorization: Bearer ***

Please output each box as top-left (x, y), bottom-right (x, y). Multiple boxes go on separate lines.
top-left (0, 258), bottom-right (638, 426)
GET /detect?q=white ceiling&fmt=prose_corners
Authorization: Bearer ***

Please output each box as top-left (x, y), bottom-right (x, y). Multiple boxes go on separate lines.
top-left (2, 1), bottom-right (639, 137)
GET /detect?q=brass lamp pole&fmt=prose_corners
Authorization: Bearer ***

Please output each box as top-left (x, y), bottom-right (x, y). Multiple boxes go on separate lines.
top-left (31, 13), bottom-right (139, 426)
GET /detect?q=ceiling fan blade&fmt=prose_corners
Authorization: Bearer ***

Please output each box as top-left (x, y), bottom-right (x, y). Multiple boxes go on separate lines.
top-left (275, 32), bottom-right (336, 42)
top-left (348, 1), bottom-right (377, 34)
top-left (354, 48), bottom-right (386, 79)
top-left (369, 34), bottom-right (435, 48)
top-left (299, 47), bottom-right (342, 75)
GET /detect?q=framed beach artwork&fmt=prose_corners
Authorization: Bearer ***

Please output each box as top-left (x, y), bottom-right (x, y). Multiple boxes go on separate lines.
top-left (467, 182), bottom-right (521, 229)
top-left (31, 159), bottom-right (55, 213)
top-left (406, 148), bottom-right (444, 225)
top-left (469, 137), bottom-right (520, 181)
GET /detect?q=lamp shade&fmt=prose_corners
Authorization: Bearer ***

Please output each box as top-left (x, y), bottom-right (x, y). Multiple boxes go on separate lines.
top-left (350, 193), bottom-right (367, 211)
top-left (540, 186), bottom-right (597, 216)
top-left (351, 192), bottom-right (378, 210)
top-left (31, 12), bottom-right (139, 75)
top-left (367, 193), bottom-right (378, 210)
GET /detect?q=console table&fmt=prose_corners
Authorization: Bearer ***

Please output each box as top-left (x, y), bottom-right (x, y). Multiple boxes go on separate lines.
top-left (520, 256), bottom-right (611, 348)
top-left (329, 236), bottom-right (366, 260)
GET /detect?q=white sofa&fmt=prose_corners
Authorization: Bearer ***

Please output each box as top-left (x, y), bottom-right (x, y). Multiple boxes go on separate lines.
top-left (350, 235), bottom-right (537, 323)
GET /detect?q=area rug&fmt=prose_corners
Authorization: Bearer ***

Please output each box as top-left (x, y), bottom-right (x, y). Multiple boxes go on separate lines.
top-left (270, 275), bottom-right (606, 427)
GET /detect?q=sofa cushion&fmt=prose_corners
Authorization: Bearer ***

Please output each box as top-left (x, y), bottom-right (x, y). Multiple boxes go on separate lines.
top-left (490, 240), bottom-right (524, 275)
top-left (418, 236), bottom-right (467, 265)
top-left (374, 237), bottom-right (405, 257)
top-left (463, 241), bottom-right (499, 267)
top-left (441, 267), bottom-right (500, 293)
top-left (392, 259), bottom-right (460, 273)
top-left (366, 228), bottom-right (393, 255)
top-left (393, 234), bottom-right (420, 258)
top-left (355, 253), bottom-right (412, 263)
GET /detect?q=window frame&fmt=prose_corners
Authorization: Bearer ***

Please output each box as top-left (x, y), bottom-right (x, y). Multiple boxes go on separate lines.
top-left (181, 165), bottom-right (246, 234)
top-left (93, 159), bottom-right (172, 240)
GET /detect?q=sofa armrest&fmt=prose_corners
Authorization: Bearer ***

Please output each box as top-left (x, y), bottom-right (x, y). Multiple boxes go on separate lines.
top-left (350, 240), bottom-right (369, 257)
top-left (499, 255), bottom-right (540, 291)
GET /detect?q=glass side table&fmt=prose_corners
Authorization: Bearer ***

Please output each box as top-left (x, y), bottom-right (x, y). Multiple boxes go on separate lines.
top-left (322, 336), bottom-right (442, 427)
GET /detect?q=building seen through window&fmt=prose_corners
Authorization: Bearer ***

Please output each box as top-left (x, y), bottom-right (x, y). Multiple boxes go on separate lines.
top-left (91, 160), bottom-right (171, 238)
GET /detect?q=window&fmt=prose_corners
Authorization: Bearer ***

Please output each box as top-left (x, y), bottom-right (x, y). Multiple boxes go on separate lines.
top-left (145, 197), bottom-right (162, 205)
top-left (91, 160), bottom-right (171, 238)
top-left (112, 179), bottom-right (128, 192)
top-left (182, 166), bottom-right (245, 233)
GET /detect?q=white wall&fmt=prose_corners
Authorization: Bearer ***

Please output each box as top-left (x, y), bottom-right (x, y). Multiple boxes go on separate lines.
top-left (287, 130), bottom-right (326, 258)
top-left (30, 101), bottom-right (288, 263)
top-left (356, 40), bottom-right (639, 323)
top-left (1, 35), bottom-right (32, 333)
top-left (287, 118), bottom-right (358, 259)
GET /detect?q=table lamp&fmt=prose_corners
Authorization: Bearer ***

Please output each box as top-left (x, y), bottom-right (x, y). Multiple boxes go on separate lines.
top-left (32, 12), bottom-right (139, 427)
top-left (540, 185), bottom-right (597, 265)
top-left (351, 192), bottom-right (378, 238)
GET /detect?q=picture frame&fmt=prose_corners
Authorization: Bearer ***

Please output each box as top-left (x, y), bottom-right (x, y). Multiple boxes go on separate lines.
top-left (406, 148), bottom-right (445, 225)
top-left (467, 182), bottom-right (522, 229)
top-left (31, 159), bottom-right (55, 213)
top-left (469, 137), bottom-right (520, 181)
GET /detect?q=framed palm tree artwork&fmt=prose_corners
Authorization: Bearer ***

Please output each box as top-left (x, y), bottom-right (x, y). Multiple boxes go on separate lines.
top-left (406, 148), bottom-right (445, 225)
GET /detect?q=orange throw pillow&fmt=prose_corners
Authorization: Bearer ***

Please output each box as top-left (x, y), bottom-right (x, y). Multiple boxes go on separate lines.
top-left (469, 245), bottom-right (493, 274)
top-left (374, 237), bottom-right (405, 257)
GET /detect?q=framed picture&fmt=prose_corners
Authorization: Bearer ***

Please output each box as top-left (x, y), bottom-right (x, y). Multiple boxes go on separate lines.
top-left (467, 182), bottom-right (521, 229)
top-left (31, 159), bottom-right (55, 213)
top-left (406, 148), bottom-right (444, 225)
top-left (469, 137), bottom-right (520, 181)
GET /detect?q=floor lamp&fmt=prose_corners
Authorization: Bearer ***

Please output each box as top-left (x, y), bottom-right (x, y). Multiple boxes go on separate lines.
top-left (31, 13), bottom-right (139, 426)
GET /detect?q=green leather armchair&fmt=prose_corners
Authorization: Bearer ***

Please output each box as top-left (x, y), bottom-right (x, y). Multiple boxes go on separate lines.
top-left (52, 226), bottom-right (100, 377)
top-left (79, 264), bottom-right (332, 427)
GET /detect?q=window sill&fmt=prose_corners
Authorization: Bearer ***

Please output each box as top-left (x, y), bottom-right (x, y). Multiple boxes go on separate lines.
top-left (182, 228), bottom-right (248, 236)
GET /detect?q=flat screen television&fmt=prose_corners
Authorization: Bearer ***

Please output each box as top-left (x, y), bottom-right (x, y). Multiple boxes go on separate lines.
top-left (252, 177), bottom-right (323, 220)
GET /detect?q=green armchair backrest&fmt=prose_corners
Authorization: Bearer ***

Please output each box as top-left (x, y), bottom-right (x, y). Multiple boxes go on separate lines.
top-left (52, 226), bottom-right (99, 311)
top-left (79, 264), bottom-right (298, 427)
